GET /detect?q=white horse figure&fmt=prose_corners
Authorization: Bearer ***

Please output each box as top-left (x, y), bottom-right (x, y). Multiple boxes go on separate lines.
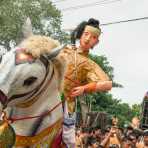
top-left (0, 19), bottom-right (66, 147)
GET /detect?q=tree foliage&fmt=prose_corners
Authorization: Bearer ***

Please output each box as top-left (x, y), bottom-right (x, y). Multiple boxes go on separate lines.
top-left (88, 92), bottom-right (141, 127)
top-left (0, 0), bottom-right (67, 51)
top-left (89, 54), bottom-right (122, 88)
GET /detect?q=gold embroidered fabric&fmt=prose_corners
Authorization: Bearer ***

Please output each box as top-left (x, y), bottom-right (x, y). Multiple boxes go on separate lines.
top-left (15, 118), bottom-right (62, 147)
top-left (57, 46), bottom-right (109, 112)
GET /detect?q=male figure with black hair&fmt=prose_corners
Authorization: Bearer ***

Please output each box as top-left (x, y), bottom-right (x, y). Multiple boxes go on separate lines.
top-left (58, 18), bottom-right (112, 147)
top-left (69, 18), bottom-right (112, 117)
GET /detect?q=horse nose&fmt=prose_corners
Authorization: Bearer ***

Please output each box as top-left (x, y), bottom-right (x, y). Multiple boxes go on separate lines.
top-left (0, 90), bottom-right (8, 106)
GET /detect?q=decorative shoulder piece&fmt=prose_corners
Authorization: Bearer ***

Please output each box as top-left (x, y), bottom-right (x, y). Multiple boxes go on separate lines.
top-left (15, 48), bottom-right (35, 65)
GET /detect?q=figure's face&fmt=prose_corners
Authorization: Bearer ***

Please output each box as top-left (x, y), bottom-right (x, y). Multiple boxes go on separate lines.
top-left (80, 26), bottom-right (99, 52)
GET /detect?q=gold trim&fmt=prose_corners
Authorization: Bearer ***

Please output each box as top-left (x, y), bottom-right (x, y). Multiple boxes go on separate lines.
top-left (15, 118), bottom-right (63, 147)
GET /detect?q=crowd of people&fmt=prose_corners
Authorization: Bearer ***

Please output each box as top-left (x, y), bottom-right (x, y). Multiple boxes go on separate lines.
top-left (75, 117), bottom-right (148, 148)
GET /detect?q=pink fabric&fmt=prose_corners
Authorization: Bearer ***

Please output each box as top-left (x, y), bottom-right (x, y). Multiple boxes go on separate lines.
top-left (51, 129), bottom-right (62, 148)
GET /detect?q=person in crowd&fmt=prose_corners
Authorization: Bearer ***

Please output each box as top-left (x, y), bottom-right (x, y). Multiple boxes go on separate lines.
top-left (94, 127), bottom-right (102, 143)
top-left (87, 137), bottom-right (99, 148)
top-left (81, 127), bottom-right (89, 147)
top-left (136, 130), bottom-right (148, 148)
top-left (100, 126), bottom-right (121, 148)
top-left (76, 128), bottom-right (83, 148)
top-left (131, 117), bottom-right (140, 129)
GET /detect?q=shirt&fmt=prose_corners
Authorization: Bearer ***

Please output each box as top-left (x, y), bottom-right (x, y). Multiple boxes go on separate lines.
top-left (57, 46), bottom-right (110, 112)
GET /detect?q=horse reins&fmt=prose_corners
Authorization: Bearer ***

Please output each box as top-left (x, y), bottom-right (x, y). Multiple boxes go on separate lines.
top-left (3, 101), bottom-right (62, 123)
top-left (2, 51), bottom-right (63, 123)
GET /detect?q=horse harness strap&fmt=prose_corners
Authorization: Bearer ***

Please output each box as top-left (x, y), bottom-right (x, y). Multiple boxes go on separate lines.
top-left (9, 50), bottom-right (50, 105)
top-left (15, 118), bottom-right (63, 147)
top-left (4, 50), bottom-right (63, 121)
top-left (8, 101), bottom-right (62, 123)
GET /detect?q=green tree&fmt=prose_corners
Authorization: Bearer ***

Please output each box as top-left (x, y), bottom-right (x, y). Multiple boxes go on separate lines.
top-left (90, 93), bottom-right (140, 127)
top-left (131, 104), bottom-right (141, 117)
top-left (0, 0), bottom-right (67, 51)
top-left (85, 54), bottom-right (122, 114)
top-left (89, 54), bottom-right (122, 88)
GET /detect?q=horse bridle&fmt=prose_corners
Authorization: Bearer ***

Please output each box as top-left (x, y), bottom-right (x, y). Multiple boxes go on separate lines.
top-left (0, 54), bottom-right (63, 122)
top-left (0, 52), bottom-right (52, 109)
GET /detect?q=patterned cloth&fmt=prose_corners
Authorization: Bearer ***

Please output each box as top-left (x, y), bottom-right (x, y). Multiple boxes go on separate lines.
top-left (62, 101), bottom-right (76, 148)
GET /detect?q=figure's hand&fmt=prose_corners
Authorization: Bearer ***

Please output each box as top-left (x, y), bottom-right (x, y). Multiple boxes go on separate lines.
top-left (70, 86), bottom-right (85, 98)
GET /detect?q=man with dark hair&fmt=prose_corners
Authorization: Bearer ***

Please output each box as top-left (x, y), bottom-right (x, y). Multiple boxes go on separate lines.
top-left (76, 129), bottom-right (83, 148)
top-left (71, 18), bottom-right (101, 55)
top-left (66, 18), bottom-right (112, 113)
top-left (59, 18), bottom-right (112, 147)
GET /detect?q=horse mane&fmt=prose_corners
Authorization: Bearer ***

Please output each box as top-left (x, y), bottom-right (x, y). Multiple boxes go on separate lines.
top-left (19, 35), bottom-right (60, 58)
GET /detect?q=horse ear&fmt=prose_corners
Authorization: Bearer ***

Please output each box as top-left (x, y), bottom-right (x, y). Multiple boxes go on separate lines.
top-left (46, 44), bottom-right (66, 60)
top-left (22, 17), bottom-right (33, 38)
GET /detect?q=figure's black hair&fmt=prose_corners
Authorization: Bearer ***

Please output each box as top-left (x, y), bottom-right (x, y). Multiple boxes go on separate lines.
top-left (71, 18), bottom-right (100, 45)
top-left (87, 18), bottom-right (100, 29)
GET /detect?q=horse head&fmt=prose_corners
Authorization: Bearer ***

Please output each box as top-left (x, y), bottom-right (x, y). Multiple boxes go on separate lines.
top-left (0, 35), bottom-right (64, 110)
top-left (0, 18), bottom-right (65, 147)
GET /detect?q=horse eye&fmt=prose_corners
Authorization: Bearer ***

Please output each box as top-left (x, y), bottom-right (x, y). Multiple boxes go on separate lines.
top-left (23, 77), bottom-right (37, 86)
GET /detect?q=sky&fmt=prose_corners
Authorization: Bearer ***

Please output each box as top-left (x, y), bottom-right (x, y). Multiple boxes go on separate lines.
top-left (52, 0), bottom-right (148, 105)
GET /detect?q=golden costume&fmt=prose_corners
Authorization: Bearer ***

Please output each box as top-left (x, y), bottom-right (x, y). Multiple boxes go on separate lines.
top-left (58, 46), bottom-right (110, 113)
